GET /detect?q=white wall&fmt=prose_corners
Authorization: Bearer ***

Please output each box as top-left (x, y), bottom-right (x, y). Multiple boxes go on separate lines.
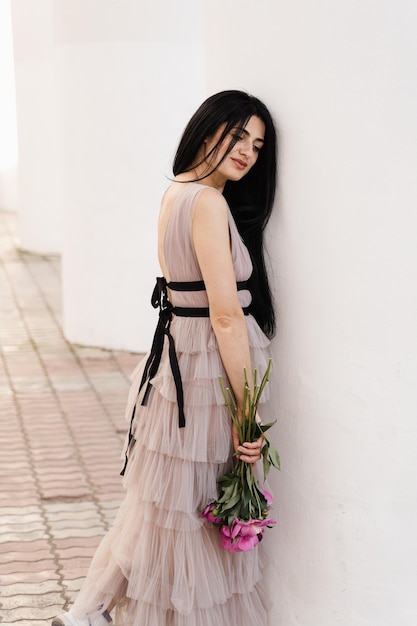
top-left (10, 0), bottom-right (205, 348)
top-left (204, 1), bottom-right (417, 624)
top-left (54, 0), bottom-right (205, 351)
top-left (11, 0), bottom-right (62, 251)
top-left (0, 0), bottom-right (18, 212)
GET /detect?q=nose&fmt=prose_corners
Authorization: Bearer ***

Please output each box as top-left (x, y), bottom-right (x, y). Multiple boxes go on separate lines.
top-left (238, 139), bottom-right (251, 157)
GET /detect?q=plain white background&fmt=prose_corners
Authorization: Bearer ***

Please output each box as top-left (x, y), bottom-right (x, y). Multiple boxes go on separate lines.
top-left (204, 1), bottom-right (417, 624)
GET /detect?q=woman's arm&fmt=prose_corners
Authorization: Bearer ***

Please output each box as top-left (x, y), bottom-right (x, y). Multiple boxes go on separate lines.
top-left (192, 188), bottom-right (262, 463)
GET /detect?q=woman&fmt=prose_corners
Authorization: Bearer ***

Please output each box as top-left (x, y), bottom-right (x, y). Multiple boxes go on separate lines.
top-left (53, 90), bottom-right (277, 626)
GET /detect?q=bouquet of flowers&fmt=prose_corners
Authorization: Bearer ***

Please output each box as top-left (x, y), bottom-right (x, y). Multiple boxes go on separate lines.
top-left (202, 359), bottom-right (280, 552)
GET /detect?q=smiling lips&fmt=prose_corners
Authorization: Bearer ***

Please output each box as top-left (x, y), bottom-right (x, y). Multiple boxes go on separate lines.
top-left (231, 158), bottom-right (247, 170)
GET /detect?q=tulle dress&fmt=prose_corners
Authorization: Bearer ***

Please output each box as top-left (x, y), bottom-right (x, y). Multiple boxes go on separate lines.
top-left (72, 183), bottom-right (272, 626)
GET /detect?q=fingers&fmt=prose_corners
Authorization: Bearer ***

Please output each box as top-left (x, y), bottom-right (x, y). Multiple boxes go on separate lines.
top-left (232, 424), bottom-right (263, 464)
top-left (236, 436), bottom-right (263, 464)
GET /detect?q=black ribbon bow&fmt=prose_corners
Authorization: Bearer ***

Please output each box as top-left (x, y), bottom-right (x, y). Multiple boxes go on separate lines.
top-left (120, 277), bottom-right (185, 475)
top-left (140, 276), bottom-right (185, 427)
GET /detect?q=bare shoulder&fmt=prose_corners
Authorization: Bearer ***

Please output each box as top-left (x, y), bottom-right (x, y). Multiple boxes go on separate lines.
top-left (159, 182), bottom-right (188, 222)
top-left (195, 186), bottom-right (227, 207)
top-left (193, 187), bottom-right (228, 220)
top-left (192, 187), bottom-right (231, 256)
top-left (160, 182), bottom-right (180, 210)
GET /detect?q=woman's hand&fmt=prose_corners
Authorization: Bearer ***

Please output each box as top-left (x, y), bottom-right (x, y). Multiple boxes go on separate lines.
top-left (232, 423), bottom-right (263, 464)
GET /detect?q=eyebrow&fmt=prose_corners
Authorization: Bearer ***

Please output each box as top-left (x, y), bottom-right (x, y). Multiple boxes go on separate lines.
top-left (233, 126), bottom-right (265, 143)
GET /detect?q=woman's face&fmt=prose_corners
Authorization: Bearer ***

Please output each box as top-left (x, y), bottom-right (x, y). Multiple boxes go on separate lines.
top-left (203, 115), bottom-right (265, 189)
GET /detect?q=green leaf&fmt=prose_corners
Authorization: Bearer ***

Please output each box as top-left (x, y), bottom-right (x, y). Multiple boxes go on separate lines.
top-left (239, 502), bottom-right (250, 521)
top-left (245, 463), bottom-right (255, 490)
top-left (257, 420), bottom-right (277, 434)
top-left (217, 481), bottom-right (238, 504)
top-left (218, 473), bottom-right (235, 486)
top-left (262, 445), bottom-right (271, 479)
top-left (268, 446), bottom-right (281, 470)
top-left (252, 484), bottom-right (263, 518)
top-left (242, 484), bottom-right (251, 507)
top-left (218, 494), bottom-right (242, 516)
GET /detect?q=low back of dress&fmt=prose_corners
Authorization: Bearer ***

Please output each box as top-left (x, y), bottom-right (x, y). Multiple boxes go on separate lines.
top-left (162, 183), bottom-right (253, 311)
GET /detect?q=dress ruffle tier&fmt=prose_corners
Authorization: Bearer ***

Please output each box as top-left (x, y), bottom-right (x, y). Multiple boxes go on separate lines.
top-left (71, 184), bottom-right (272, 625)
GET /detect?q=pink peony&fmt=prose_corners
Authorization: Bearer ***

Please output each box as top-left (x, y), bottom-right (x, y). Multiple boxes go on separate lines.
top-left (220, 523), bottom-right (256, 552)
top-left (260, 489), bottom-right (274, 505)
top-left (219, 517), bottom-right (277, 552)
top-left (202, 503), bottom-right (223, 524)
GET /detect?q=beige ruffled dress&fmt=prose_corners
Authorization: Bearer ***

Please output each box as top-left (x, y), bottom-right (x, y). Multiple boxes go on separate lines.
top-left (72, 183), bottom-right (272, 625)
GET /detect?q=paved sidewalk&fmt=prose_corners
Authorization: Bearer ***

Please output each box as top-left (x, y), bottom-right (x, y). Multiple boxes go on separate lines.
top-left (0, 211), bottom-right (142, 625)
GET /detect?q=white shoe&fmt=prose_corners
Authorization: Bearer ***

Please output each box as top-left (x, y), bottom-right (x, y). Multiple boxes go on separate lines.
top-left (51, 609), bottom-right (113, 626)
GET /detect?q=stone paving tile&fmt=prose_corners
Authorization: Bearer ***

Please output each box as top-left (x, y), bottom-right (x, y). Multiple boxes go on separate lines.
top-left (0, 519), bottom-right (45, 534)
top-left (40, 488), bottom-right (93, 501)
top-left (0, 592), bottom-right (63, 610)
top-left (54, 536), bottom-right (102, 550)
top-left (1, 570), bottom-right (60, 585)
top-left (57, 545), bottom-right (97, 559)
top-left (0, 495), bottom-right (41, 507)
top-left (0, 512), bottom-right (44, 525)
top-left (45, 510), bottom-right (101, 523)
top-left (0, 473), bottom-right (36, 486)
top-left (3, 548), bottom-right (53, 562)
top-left (0, 580), bottom-right (61, 597)
top-left (51, 527), bottom-right (106, 540)
top-left (47, 518), bottom-right (102, 531)
top-left (0, 504), bottom-right (42, 516)
top-left (60, 578), bottom-right (85, 604)
top-left (1, 621), bottom-right (51, 626)
top-left (0, 540), bottom-right (51, 555)
top-left (0, 606), bottom-right (63, 621)
top-left (0, 211), bottom-right (143, 621)
top-left (100, 499), bottom-right (123, 511)
top-left (0, 529), bottom-right (48, 543)
top-left (60, 559), bottom-right (94, 579)
top-left (0, 558), bottom-right (56, 575)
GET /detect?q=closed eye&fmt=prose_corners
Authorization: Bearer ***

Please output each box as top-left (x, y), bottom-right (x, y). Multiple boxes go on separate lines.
top-left (231, 127), bottom-right (263, 153)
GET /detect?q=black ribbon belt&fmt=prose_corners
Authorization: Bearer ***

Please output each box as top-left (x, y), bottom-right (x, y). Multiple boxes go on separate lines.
top-left (120, 276), bottom-right (250, 475)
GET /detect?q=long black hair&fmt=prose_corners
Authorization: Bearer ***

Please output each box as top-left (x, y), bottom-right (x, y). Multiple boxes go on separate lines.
top-left (173, 90), bottom-right (277, 338)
